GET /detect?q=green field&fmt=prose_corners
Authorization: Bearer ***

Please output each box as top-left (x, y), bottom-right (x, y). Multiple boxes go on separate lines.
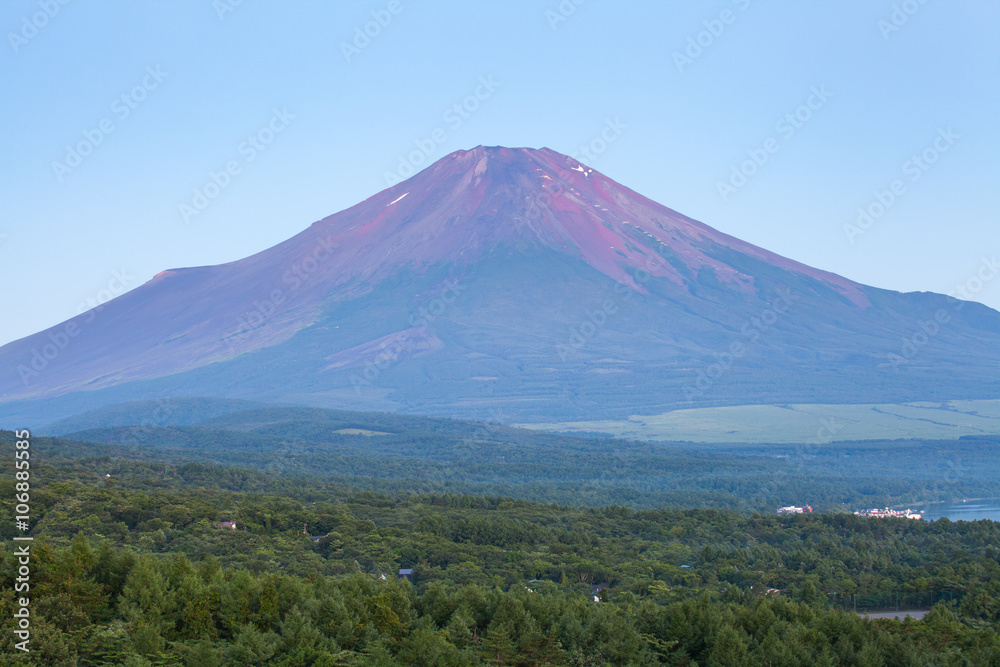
top-left (333, 427), bottom-right (391, 436)
top-left (45, 401), bottom-right (1000, 513)
top-left (516, 399), bottom-right (1000, 443)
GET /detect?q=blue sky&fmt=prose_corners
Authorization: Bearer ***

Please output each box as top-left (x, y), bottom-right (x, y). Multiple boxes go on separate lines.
top-left (1, 0), bottom-right (998, 346)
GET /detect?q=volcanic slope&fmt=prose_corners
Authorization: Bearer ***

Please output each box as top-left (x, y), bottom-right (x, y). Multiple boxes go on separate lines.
top-left (2, 146), bottom-right (999, 424)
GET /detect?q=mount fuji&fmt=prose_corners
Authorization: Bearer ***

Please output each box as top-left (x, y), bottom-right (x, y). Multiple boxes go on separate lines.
top-left (3, 146), bottom-right (999, 426)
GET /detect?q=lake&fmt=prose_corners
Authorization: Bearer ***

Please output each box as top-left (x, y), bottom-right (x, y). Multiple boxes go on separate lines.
top-left (920, 499), bottom-right (1000, 522)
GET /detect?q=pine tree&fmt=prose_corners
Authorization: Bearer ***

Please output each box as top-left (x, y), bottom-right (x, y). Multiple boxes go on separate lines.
top-left (483, 623), bottom-right (516, 665)
top-left (118, 555), bottom-right (170, 655)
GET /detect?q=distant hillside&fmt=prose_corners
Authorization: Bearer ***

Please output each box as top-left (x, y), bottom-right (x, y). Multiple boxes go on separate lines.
top-left (41, 397), bottom-right (268, 435)
top-left (15, 401), bottom-right (997, 512)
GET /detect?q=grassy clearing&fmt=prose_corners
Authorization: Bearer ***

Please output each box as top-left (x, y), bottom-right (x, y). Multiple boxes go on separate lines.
top-left (516, 399), bottom-right (1000, 443)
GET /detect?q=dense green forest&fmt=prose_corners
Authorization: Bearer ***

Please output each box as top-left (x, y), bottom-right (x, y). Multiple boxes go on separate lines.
top-left (33, 403), bottom-right (1000, 512)
top-left (2, 428), bottom-right (1000, 665)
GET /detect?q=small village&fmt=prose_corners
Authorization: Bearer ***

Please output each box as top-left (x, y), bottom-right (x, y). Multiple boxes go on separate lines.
top-left (777, 505), bottom-right (925, 519)
top-left (853, 507), bottom-right (924, 519)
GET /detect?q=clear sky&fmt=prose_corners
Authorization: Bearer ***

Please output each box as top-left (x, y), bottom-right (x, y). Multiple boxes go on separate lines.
top-left (1, 0), bottom-right (998, 347)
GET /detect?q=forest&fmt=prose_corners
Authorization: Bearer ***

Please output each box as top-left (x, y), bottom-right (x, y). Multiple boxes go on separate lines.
top-left (34, 403), bottom-right (1000, 513)
top-left (1, 428), bottom-right (999, 665)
